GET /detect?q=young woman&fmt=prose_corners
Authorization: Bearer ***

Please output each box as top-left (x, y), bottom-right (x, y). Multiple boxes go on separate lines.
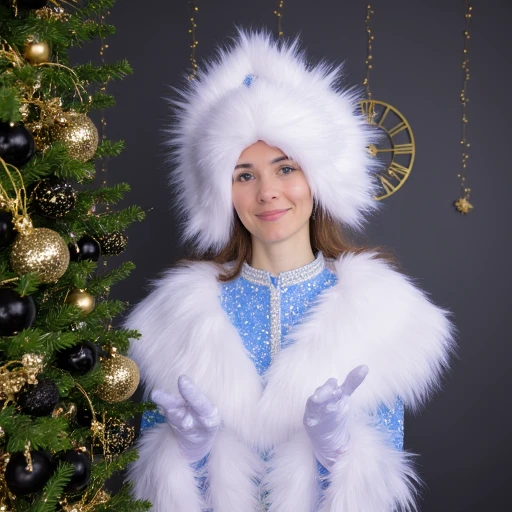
top-left (126, 30), bottom-right (455, 511)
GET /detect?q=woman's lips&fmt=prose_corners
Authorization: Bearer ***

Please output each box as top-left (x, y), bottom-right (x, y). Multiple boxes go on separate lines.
top-left (255, 209), bottom-right (289, 221)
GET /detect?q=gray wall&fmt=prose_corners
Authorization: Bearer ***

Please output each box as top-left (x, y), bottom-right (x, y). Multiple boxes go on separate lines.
top-left (77, 1), bottom-right (512, 510)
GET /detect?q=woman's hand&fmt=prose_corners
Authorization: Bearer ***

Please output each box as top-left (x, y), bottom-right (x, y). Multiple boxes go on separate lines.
top-left (151, 375), bottom-right (220, 464)
top-left (303, 365), bottom-right (368, 468)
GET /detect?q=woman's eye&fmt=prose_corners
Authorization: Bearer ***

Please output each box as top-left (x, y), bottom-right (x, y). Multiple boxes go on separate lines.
top-left (279, 166), bottom-right (295, 175)
top-left (236, 172), bottom-right (253, 182)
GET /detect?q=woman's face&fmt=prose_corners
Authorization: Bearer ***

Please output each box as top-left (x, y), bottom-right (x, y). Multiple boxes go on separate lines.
top-left (232, 140), bottom-right (313, 247)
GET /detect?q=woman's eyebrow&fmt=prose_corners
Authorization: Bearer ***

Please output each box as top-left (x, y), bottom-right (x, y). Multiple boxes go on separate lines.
top-left (234, 155), bottom-right (291, 170)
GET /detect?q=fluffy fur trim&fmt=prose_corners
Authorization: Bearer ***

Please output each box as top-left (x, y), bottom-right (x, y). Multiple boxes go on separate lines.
top-left (126, 252), bottom-right (455, 510)
top-left (127, 423), bottom-right (203, 511)
top-left (167, 29), bottom-right (380, 252)
top-left (318, 417), bottom-right (419, 512)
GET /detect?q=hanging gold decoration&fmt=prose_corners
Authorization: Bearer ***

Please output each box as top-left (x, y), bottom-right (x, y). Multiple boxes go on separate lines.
top-left (454, 0), bottom-right (474, 214)
top-left (51, 111), bottom-right (98, 162)
top-left (10, 227), bottom-right (69, 283)
top-left (274, 0), bottom-right (285, 41)
top-left (0, 158), bottom-right (69, 283)
top-left (23, 37), bottom-right (51, 65)
top-left (0, 354), bottom-right (44, 405)
top-left (359, 5), bottom-right (416, 201)
top-left (187, 1), bottom-right (199, 80)
top-left (96, 348), bottom-right (140, 403)
top-left (65, 289), bottom-right (95, 315)
top-left (60, 489), bottom-right (110, 512)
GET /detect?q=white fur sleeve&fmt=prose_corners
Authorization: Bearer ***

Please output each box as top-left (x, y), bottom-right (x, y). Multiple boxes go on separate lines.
top-left (317, 415), bottom-right (419, 512)
top-left (127, 423), bottom-right (204, 511)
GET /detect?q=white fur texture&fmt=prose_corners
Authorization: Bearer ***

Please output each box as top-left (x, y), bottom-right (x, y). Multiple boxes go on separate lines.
top-left (126, 253), bottom-right (455, 510)
top-left (167, 29), bottom-right (381, 252)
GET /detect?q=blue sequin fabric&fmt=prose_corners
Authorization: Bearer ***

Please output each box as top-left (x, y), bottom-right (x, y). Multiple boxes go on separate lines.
top-left (140, 253), bottom-right (404, 508)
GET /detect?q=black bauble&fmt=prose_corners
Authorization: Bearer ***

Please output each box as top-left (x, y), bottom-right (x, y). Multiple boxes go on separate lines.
top-left (5, 451), bottom-right (53, 496)
top-left (93, 418), bottom-right (135, 456)
top-left (60, 449), bottom-right (91, 493)
top-left (33, 177), bottom-right (77, 218)
top-left (75, 408), bottom-right (93, 428)
top-left (56, 341), bottom-right (99, 375)
top-left (97, 232), bottom-right (128, 256)
top-left (17, 0), bottom-right (48, 8)
top-left (0, 210), bottom-right (16, 249)
top-left (0, 122), bottom-right (35, 167)
top-left (0, 288), bottom-right (36, 336)
top-left (68, 235), bottom-right (101, 262)
top-left (18, 378), bottom-right (60, 416)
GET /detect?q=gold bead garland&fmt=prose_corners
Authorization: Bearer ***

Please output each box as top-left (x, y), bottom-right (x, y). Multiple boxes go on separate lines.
top-left (274, 1), bottom-right (285, 41)
top-left (454, 0), bottom-right (474, 214)
top-left (188, 1), bottom-right (199, 80)
top-left (363, 4), bottom-right (375, 100)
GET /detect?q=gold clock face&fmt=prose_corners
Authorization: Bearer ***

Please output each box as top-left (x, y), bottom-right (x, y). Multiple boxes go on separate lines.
top-left (359, 100), bottom-right (416, 200)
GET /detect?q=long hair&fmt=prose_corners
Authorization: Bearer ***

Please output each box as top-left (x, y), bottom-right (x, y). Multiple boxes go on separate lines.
top-left (185, 206), bottom-right (395, 282)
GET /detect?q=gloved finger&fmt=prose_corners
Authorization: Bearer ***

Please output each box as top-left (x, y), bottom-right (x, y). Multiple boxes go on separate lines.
top-left (151, 389), bottom-right (185, 410)
top-left (165, 404), bottom-right (189, 426)
top-left (179, 411), bottom-right (194, 431)
top-left (311, 378), bottom-right (339, 405)
top-left (197, 407), bottom-right (220, 429)
top-left (178, 375), bottom-right (217, 418)
top-left (340, 365), bottom-right (369, 397)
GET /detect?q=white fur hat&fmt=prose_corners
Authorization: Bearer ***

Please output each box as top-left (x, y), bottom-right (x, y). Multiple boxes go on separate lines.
top-left (168, 29), bottom-right (380, 253)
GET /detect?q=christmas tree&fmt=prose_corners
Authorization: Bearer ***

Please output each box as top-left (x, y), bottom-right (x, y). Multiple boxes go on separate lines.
top-left (0, 0), bottom-right (151, 510)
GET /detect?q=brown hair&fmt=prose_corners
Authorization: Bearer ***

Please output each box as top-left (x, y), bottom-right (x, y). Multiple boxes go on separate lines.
top-left (185, 206), bottom-right (396, 282)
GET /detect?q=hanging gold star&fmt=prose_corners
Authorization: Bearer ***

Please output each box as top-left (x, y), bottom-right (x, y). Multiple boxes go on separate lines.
top-left (454, 197), bottom-right (474, 214)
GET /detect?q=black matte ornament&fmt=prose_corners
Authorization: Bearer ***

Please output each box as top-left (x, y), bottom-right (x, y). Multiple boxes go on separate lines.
top-left (0, 122), bottom-right (35, 167)
top-left (56, 341), bottom-right (99, 375)
top-left (60, 449), bottom-right (91, 493)
top-left (5, 451), bottom-right (53, 496)
top-left (0, 288), bottom-right (36, 336)
top-left (97, 232), bottom-right (128, 256)
top-left (32, 177), bottom-right (77, 218)
top-left (17, 0), bottom-right (48, 7)
top-left (0, 210), bottom-right (16, 249)
top-left (68, 235), bottom-right (101, 262)
top-left (18, 378), bottom-right (60, 416)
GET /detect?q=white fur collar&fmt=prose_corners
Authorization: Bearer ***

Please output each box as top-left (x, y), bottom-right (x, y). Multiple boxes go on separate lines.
top-left (127, 252), bottom-right (455, 448)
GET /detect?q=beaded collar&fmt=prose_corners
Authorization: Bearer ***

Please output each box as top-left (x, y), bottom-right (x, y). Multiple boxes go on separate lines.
top-left (241, 252), bottom-right (325, 287)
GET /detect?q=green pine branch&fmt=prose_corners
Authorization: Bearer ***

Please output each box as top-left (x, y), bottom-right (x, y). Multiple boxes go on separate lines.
top-left (32, 462), bottom-right (75, 512)
top-left (5, 415), bottom-right (73, 453)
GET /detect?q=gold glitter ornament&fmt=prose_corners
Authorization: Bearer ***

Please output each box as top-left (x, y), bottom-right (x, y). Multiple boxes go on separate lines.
top-left (10, 227), bottom-right (69, 283)
top-left (51, 111), bottom-right (98, 162)
top-left (97, 351), bottom-right (140, 403)
top-left (65, 289), bottom-right (95, 315)
top-left (23, 39), bottom-right (51, 65)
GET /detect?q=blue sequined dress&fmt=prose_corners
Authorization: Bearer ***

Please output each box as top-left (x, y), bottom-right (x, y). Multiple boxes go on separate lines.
top-left (140, 253), bottom-right (404, 508)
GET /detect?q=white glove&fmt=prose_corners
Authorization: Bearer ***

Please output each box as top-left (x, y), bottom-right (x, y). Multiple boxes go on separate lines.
top-left (151, 375), bottom-right (220, 464)
top-left (303, 365), bottom-right (368, 469)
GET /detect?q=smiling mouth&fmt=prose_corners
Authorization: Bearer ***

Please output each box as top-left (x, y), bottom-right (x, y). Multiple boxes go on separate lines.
top-left (255, 209), bottom-right (290, 221)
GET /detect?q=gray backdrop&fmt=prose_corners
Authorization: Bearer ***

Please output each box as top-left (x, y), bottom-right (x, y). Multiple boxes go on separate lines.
top-left (73, 0), bottom-right (512, 510)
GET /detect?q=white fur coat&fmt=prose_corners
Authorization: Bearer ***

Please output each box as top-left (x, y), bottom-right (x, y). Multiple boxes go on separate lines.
top-left (126, 252), bottom-right (455, 511)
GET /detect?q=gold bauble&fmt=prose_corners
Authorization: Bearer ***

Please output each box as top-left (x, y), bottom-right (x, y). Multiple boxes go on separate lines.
top-left (51, 111), bottom-right (98, 162)
top-left (23, 40), bottom-right (51, 65)
top-left (10, 228), bottom-right (69, 283)
top-left (65, 289), bottom-right (95, 315)
top-left (97, 354), bottom-right (140, 403)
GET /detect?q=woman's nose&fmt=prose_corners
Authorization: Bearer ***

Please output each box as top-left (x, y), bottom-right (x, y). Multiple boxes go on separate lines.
top-left (257, 176), bottom-right (279, 203)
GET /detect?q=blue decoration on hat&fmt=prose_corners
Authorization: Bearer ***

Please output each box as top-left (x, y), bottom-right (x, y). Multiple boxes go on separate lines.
top-left (243, 74), bottom-right (257, 88)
